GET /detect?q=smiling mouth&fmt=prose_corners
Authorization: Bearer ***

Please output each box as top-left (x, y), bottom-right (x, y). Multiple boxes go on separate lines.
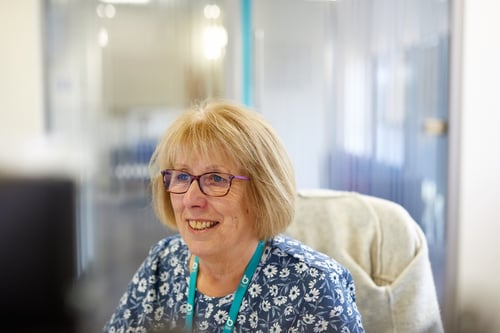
top-left (188, 220), bottom-right (219, 231)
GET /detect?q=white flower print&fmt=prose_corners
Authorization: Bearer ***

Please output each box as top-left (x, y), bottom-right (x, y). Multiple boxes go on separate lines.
top-left (205, 303), bottom-right (214, 318)
top-left (303, 313), bottom-right (315, 325)
top-left (341, 327), bottom-right (351, 333)
top-left (218, 294), bottom-right (233, 307)
top-left (137, 278), bottom-right (147, 293)
top-left (304, 288), bottom-right (320, 303)
top-left (347, 306), bottom-right (353, 316)
top-left (331, 305), bottom-right (343, 316)
top-left (270, 322), bottom-right (282, 333)
top-left (199, 321), bottom-right (209, 330)
top-left (289, 285), bottom-right (300, 301)
top-left (146, 289), bottom-right (156, 302)
top-left (273, 295), bottom-right (287, 306)
top-left (309, 267), bottom-right (319, 278)
top-left (285, 305), bottom-right (294, 315)
top-left (148, 275), bottom-right (156, 284)
top-left (335, 288), bottom-right (345, 303)
top-left (261, 299), bottom-right (271, 312)
top-left (214, 310), bottom-right (228, 324)
top-left (237, 314), bottom-right (246, 325)
top-left (269, 285), bottom-right (279, 297)
top-left (314, 319), bottom-right (329, 332)
top-left (159, 283), bottom-right (169, 296)
top-left (160, 248), bottom-right (170, 258)
top-left (248, 283), bottom-right (262, 298)
top-left (160, 271), bottom-right (169, 281)
top-left (308, 279), bottom-right (317, 289)
top-left (123, 309), bottom-right (131, 319)
top-left (132, 272), bottom-right (139, 284)
top-left (170, 241), bottom-right (179, 252)
top-left (294, 262), bottom-right (308, 273)
top-left (174, 264), bottom-right (183, 276)
top-left (166, 297), bottom-right (174, 308)
top-left (263, 264), bottom-right (278, 278)
top-left (119, 293), bottom-right (128, 306)
top-left (330, 272), bottom-right (339, 284)
top-left (169, 256), bottom-right (179, 267)
top-left (279, 267), bottom-right (290, 278)
top-left (348, 282), bottom-right (356, 294)
top-left (142, 303), bottom-right (153, 314)
top-left (250, 312), bottom-right (258, 328)
top-left (239, 298), bottom-right (248, 312)
top-left (108, 327), bottom-right (115, 333)
top-left (154, 306), bottom-right (164, 321)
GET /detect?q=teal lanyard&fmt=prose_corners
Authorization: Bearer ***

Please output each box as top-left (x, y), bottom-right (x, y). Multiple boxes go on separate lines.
top-left (185, 241), bottom-right (265, 333)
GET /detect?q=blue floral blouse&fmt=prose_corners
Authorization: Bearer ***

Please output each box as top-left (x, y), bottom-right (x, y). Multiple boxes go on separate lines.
top-left (104, 234), bottom-right (365, 333)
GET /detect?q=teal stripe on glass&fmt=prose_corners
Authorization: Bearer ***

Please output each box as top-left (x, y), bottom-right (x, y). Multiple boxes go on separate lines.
top-left (241, 0), bottom-right (253, 106)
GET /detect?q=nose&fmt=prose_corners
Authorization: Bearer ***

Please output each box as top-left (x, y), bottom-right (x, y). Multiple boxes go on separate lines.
top-left (182, 178), bottom-right (207, 207)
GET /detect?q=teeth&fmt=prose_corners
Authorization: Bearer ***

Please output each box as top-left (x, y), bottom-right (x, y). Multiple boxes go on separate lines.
top-left (188, 220), bottom-right (218, 230)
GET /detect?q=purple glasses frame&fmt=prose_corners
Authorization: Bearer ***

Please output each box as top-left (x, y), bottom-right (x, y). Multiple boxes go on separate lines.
top-left (160, 169), bottom-right (251, 197)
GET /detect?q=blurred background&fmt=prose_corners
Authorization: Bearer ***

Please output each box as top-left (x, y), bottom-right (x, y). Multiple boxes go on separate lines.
top-left (0, 0), bottom-right (499, 332)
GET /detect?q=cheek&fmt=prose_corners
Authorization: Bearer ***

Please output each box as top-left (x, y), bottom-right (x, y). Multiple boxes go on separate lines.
top-left (170, 195), bottom-right (184, 215)
top-left (235, 192), bottom-right (253, 216)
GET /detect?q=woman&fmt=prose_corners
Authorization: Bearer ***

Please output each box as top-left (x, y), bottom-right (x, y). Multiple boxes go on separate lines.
top-left (104, 101), bottom-right (365, 333)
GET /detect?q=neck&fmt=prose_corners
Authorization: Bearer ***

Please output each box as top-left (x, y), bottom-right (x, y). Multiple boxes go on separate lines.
top-left (193, 239), bottom-right (260, 297)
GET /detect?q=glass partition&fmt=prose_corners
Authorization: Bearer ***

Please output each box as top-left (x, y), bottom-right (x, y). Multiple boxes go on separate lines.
top-left (44, 0), bottom-right (450, 331)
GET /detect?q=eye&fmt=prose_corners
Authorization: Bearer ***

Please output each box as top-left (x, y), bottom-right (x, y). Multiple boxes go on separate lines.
top-left (207, 173), bottom-right (229, 184)
top-left (175, 172), bottom-right (191, 182)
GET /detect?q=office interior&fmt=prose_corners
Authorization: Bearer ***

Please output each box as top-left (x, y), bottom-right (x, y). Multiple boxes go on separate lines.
top-left (0, 0), bottom-right (499, 332)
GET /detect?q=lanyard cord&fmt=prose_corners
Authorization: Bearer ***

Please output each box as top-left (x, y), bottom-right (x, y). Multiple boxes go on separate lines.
top-left (185, 241), bottom-right (265, 333)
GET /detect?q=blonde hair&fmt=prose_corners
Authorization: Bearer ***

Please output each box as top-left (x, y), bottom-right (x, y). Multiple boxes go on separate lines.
top-left (149, 100), bottom-right (296, 239)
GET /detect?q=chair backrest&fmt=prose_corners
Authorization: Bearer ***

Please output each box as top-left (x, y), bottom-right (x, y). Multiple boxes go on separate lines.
top-left (286, 189), bottom-right (443, 333)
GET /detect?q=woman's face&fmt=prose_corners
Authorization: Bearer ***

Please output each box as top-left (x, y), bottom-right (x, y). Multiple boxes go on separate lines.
top-left (170, 149), bottom-right (258, 260)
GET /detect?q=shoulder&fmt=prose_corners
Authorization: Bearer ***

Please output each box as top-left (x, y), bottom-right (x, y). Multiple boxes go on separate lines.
top-left (261, 235), bottom-right (357, 299)
top-left (252, 236), bottom-right (363, 331)
top-left (103, 234), bottom-right (189, 331)
top-left (148, 234), bottom-right (187, 258)
top-left (133, 234), bottom-right (189, 279)
top-left (269, 234), bottom-right (349, 276)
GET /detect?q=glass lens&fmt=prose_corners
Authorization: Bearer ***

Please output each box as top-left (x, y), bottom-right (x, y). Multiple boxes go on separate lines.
top-left (201, 173), bottom-right (231, 195)
top-left (164, 170), bottom-right (190, 193)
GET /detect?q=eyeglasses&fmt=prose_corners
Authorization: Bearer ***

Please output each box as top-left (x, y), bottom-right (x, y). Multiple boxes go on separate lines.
top-left (160, 169), bottom-right (251, 197)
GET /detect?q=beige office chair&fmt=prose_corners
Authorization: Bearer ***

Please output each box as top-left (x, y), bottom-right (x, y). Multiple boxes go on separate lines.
top-left (286, 189), bottom-right (444, 333)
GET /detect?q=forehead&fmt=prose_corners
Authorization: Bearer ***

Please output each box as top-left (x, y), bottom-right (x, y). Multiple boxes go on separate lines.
top-left (172, 145), bottom-right (241, 172)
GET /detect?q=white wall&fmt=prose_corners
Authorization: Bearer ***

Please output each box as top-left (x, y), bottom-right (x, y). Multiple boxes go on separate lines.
top-left (0, 0), bottom-right (44, 140)
top-left (0, 1), bottom-right (83, 179)
top-left (456, 0), bottom-right (500, 331)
